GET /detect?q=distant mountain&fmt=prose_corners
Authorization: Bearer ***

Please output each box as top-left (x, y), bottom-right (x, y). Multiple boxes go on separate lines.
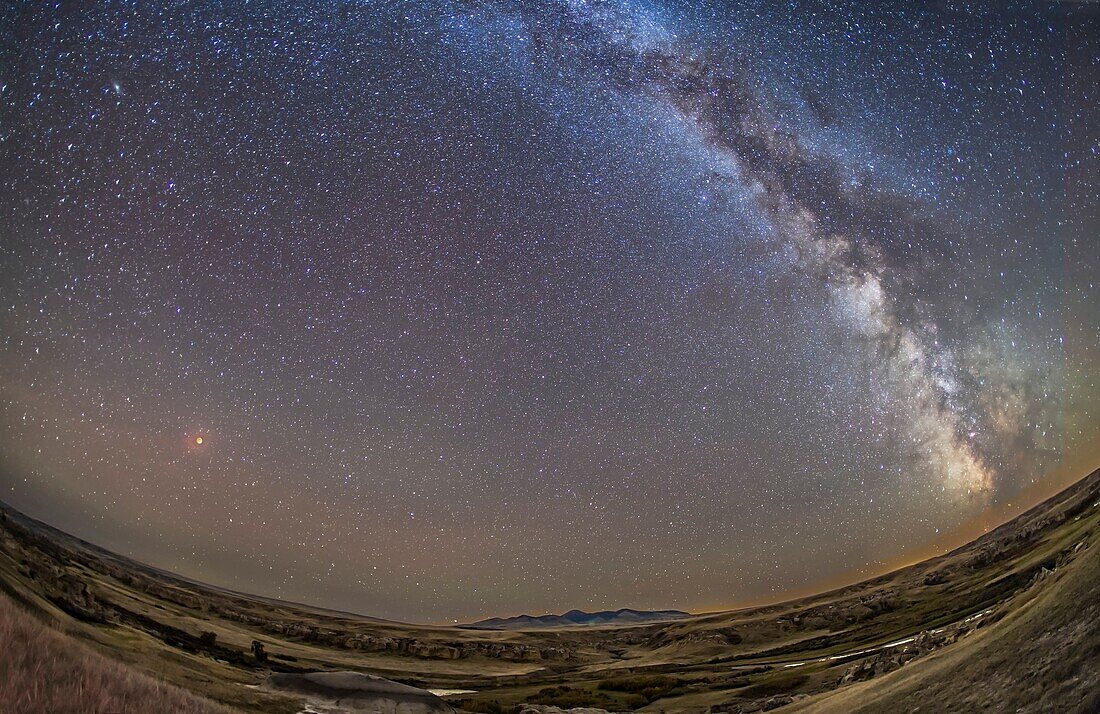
top-left (465, 608), bottom-right (691, 629)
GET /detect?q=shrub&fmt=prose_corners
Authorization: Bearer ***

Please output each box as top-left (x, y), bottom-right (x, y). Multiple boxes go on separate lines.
top-left (598, 675), bottom-right (678, 692)
top-left (527, 685), bottom-right (609, 708)
top-left (599, 674), bottom-right (682, 705)
top-left (452, 699), bottom-right (517, 714)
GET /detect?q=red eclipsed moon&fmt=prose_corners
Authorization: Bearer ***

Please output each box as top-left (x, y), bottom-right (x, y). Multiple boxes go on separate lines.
top-left (186, 431), bottom-right (210, 453)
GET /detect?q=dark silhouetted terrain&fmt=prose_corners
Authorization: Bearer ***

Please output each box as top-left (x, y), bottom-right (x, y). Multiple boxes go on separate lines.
top-left (467, 609), bottom-right (691, 630)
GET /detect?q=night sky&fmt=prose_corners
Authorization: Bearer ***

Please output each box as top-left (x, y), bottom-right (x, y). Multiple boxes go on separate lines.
top-left (1, 1), bottom-right (1097, 624)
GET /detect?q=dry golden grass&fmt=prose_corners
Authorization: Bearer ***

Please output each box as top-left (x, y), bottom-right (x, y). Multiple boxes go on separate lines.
top-left (0, 593), bottom-right (236, 714)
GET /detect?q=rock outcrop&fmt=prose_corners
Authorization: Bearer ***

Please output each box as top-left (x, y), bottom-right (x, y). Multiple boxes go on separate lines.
top-left (837, 627), bottom-right (967, 685)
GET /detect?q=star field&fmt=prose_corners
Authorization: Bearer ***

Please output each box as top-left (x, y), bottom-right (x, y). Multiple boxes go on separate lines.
top-left (0, 0), bottom-right (1097, 623)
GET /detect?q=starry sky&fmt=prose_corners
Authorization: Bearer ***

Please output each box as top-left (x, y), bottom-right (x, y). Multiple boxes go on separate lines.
top-left (1, 1), bottom-right (1097, 624)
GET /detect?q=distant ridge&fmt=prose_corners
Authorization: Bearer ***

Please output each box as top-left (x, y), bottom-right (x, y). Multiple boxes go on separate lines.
top-left (464, 608), bottom-right (690, 629)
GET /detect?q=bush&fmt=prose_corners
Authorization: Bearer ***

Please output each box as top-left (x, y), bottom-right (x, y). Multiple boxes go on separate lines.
top-left (452, 699), bottom-right (516, 714)
top-left (527, 685), bottom-right (609, 708)
top-left (598, 675), bottom-right (678, 692)
top-left (597, 675), bottom-right (682, 705)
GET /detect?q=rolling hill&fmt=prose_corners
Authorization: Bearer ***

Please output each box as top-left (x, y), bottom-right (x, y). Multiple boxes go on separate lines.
top-left (1, 466), bottom-right (1097, 712)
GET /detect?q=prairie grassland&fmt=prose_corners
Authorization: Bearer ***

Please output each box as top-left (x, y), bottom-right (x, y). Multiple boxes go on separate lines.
top-left (0, 467), bottom-right (1096, 713)
top-left (0, 593), bottom-right (235, 714)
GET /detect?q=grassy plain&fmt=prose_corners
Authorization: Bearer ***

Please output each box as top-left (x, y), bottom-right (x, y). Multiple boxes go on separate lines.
top-left (1, 467), bottom-right (1096, 713)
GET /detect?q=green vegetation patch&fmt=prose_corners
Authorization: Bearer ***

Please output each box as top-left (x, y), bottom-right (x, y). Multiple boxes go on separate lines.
top-left (451, 700), bottom-right (519, 714)
top-left (597, 674), bottom-right (684, 707)
top-left (528, 685), bottom-right (613, 708)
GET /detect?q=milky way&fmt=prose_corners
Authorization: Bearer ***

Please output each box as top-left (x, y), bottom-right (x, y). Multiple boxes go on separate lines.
top-left (1, 1), bottom-right (1097, 622)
